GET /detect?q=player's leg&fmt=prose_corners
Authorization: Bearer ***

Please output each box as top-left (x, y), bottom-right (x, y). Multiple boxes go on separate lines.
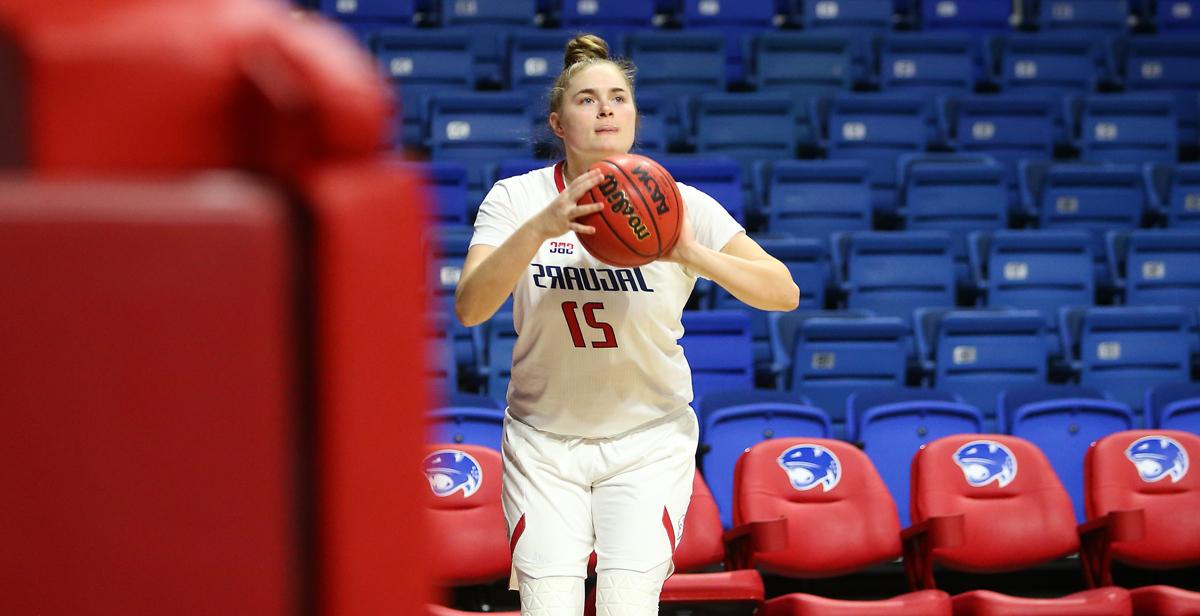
top-left (591, 410), bottom-right (698, 616)
top-left (502, 415), bottom-right (594, 616)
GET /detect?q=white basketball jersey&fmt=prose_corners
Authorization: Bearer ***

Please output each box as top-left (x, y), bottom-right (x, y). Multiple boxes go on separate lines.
top-left (470, 162), bottom-right (744, 438)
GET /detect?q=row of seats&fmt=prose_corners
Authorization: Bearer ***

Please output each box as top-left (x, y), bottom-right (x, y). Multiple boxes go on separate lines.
top-left (375, 30), bottom-right (1200, 150)
top-left (432, 384), bottom-right (1200, 527)
top-left (415, 157), bottom-right (1200, 236)
top-left (431, 304), bottom-right (1200, 430)
top-left (320, 0), bottom-right (1200, 41)
top-left (425, 432), bottom-right (1200, 614)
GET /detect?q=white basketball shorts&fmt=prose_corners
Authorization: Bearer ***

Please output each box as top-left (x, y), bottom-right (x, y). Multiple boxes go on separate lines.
top-left (501, 407), bottom-right (699, 589)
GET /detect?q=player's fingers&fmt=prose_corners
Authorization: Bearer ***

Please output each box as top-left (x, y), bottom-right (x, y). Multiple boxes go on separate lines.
top-left (567, 203), bottom-right (605, 220)
top-left (566, 169), bottom-right (603, 200)
top-left (569, 223), bottom-right (597, 235)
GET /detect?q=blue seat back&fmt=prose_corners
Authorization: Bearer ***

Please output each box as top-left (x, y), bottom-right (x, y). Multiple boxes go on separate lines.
top-left (437, 0), bottom-right (537, 25)
top-left (560, 0), bottom-right (655, 28)
top-left (1166, 164), bottom-right (1200, 228)
top-left (680, 310), bottom-right (755, 400)
top-left (880, 33), bottom-right (976, 95)
top-left (1123, 230), bottom-right (1200, 306)
top-left (1037, 0), bottom-right (1130, 31)
top-left (372, 30), bottom-right (474, 145)
top-left (767, 160), bottom-right (872, 240)
top-left (694, 93), bottom-right (798, 183)
top-left (994, 35), bottom-right (1104, 94)
top-left (951, 96), bottom-right (1057, 169)
top-left (843, 231), bottom-right (956, 322)
top-left (507, 30), bottom-right (574, 94)
top-left (751, 32), bottom-right (862, 96)
top-left (919, 0), bottom-right (1011, 30)
top-left (429, 312), bottom-right (458, 395)
top-left (485, 312), bottom-right (518, 401)
top-left (902, 159), bottom-right (1008, 260)
top-left (789, 316), bottom-right (910, 431)
top-left (1076, 307), bottom-right (1192, 413)
top-left (429, 93), bottom-right (534, 191)
top-left (626, 31), bottom-right (726, 144)
top-left (931, 310), bottom-right (1048, 419)
top-left (1002, 388), bottom-right (1135, 521)
top-left (1146, 381), bottom-right (1200, 430)
top-left (401, 161), bottom-right (469, 226)
top-left (661, 156), bottom-right (744, 224)
top-left (756, 237), bottom-right (831, 310)
top-left (982, 230), bottom-right (1094, 323)
top-left (1155, 0), bottom-right (1200, 31)
top-left (856, 398), bottom-right (984, 526)
top-left (701, 400), bottom-right (830, 527)
top-left (799, 0), bottom-right (892, 30)
top-left (1079, 95), bottom-right (1178, 163)
top-left (1037, 164), bottom-right (1145, 242)
top-left (322, 0), bottom-right (416, 21)
top-left (428, 405), bottom-right (505, 449)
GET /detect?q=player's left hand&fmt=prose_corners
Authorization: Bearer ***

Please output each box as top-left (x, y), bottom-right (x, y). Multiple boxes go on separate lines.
top-left (659, 210), bottom-right (699, 267)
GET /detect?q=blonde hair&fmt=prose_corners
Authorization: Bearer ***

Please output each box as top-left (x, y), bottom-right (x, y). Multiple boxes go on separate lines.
top-left (547, 34), bottom-right (636, 116)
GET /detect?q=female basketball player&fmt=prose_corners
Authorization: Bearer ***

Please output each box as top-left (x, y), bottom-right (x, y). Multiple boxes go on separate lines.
top-left (455, 34), bottom-right (799, 616)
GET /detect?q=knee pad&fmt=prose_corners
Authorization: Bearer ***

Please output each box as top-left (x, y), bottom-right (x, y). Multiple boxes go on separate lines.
top-left (594, 560), bottom-right (670, 616)
top-left (517, 575), bottom-right (585, 616)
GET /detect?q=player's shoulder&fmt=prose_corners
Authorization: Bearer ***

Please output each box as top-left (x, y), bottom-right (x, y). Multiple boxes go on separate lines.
top-left (674, 181), bottom-right (720, 209)
top-left (494, 165), bottom-right (556, 192)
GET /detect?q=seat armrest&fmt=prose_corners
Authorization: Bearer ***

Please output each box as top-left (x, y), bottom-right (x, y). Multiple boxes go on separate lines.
top-left (901, 514), bottom-right (965, 591)
top-left (721, 517), bottom-right (788, 571)
top-left (1078, 509), bottom-right (1145, 588)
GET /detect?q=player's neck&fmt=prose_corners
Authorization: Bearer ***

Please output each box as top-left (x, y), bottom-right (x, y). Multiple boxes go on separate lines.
top-left (562, 151), bottom-right (621, 183)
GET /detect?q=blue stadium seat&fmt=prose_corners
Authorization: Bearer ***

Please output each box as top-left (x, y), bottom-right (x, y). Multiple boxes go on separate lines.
top-left (998, 384), bottom-right (1135, 521)
top-left (1109, 229), bottom-right (1200, 307)
top-left (1034, 0), bottom-right (1131, 32)
top-left (1145, 381), bottom-right (1200, 431)
top-left (899, 156), bottom-right (1009, 287)
top-left (768, 308), bottom-right (876, 389)
top-left (879, 33), bottom-right (978, 95)
top-left (987, 34), bottom-right (1107, 94)
top-left (788, 316), bottom-right (910, 436)
top-left (750, 31), bottom-right (867, 95)
top-left (428, 400), bottom-right (506, 448)
top-left (795, 0), bottom-right (893, 30)
top-left (371, 30), bottom-right (474, 147)
top-left (484, 312), bottom-right (518, 401)
top-left (826, 94), bottom-right (936, 216)
top-left (626, 31), bottom-right (726, 149)
top-left (1061, 306), bottom-right (1192, 414)
top-left (436, 0), bottom-right (540, 87)
top-left (487, 158), bottom-right (552, 189)
top-left (1121, 36), bottom-right (1200, 152)
top-left (693, 93), bottom-right (798, 205)
top-left (713, 238), bottom-right (831, 385)
top-left (1146, 162), bottom-right (1200, 228)
top-left (429, 92), bottom-right (534, 207)
top-left (1019, 162), bottom-right (1146, 270)
top-left (680, 310), bottom-right (755, 402)
top-left (630, 92), bottom-right (670, 157)
top-left (428, 311), bottom-right (458, 395)
top-left (848, 387), bottom-right (982, 526)
top-left (427, 226), bottom-right (490, 384)
top-left (321, 0), bottom-right (416, 41)
top-left (1152, 0), bottom-right (1200, 31)
top-left (507, 30), bottom-right (574, 97)
top-left (969, 230), bottom-right (1094, 352)
top-left (1076, 94), bottom-right (1178, 163)
top-left (559, 0), bottom-right (655, 45)
top-left (915, 309), bottom-right (1048, 423)
top-left (679, 0), bottom-right (776, 86)
top-left (398, 161), bottom-right (470, 226)
top-left (917, 0), bottom-right (1012, 31)
top-left (698, 390), bottom-right (829, 527)
top-left (835, 231), bottom-right (957, 323)
top-left (762, 160), bottom-right (872, 241)
top-left (660, 156), bottom-right (745, 225)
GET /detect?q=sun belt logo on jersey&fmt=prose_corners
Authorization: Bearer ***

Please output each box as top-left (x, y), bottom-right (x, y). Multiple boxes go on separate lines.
top-left (777, 444), bottom-right (841, 492)
top-left (1125, 435), bottom-right (1189, 483)
top-left (953, 440), bottom-right (1018, 488)
top-left (423, 449), bottom-right (483, 498)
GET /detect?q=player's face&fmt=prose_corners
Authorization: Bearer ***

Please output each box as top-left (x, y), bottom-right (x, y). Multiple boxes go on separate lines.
top-left (553, 63), bottom-right (636, 159)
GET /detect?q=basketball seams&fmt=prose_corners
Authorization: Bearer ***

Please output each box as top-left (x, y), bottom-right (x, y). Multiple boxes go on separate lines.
top-left (609, 158), bottom-right (664, 256)
top-left (585, 160), bottom-right (655, 264)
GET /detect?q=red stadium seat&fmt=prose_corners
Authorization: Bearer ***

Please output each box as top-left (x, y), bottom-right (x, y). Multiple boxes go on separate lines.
top-left (658, 471), bottom-right (765, 611)
top-left (908, 435), bottom-right (1132, 615)
top-left (1083, 430), bottom-right (1200, 616)
top-left (728, 437), bottom-right (952, 615)
top-left (423, 444), bottom-right (519, 615)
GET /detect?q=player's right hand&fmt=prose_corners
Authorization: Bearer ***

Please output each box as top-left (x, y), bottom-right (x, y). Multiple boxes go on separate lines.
top-left (530, 168), bottom-right (605, 240)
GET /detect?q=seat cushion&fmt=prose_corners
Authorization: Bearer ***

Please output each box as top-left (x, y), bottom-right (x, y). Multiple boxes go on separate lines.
top-left (762, 589), bottom-right (952, 615)
top-left (1131, 585), bottom-right (1200, 616)
top-left (951, 587), bottom-right (1132, 616)
top-left (660, 570), bottom-right (764, 604)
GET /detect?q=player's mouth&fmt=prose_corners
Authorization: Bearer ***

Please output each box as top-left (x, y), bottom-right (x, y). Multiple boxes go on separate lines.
top-left (595, 125), bottom-right (619, 134)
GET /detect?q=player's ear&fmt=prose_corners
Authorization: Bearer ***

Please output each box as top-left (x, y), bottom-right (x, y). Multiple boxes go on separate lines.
top-left (549, 112), bottom-right (565, 139)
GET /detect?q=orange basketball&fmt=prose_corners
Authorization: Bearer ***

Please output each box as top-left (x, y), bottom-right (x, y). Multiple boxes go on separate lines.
top-left (576, 153), bottom-right (684, 268)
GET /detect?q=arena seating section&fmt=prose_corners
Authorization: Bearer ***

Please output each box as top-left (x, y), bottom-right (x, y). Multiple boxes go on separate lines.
top-left (305, 0), bottom-right (1200, 613)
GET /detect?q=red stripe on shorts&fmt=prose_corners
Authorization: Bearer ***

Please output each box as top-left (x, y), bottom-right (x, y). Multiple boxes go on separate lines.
top-left (661, 507), bottom-right (676, 553)
top-left (509, 513), bottom-right (526, 555)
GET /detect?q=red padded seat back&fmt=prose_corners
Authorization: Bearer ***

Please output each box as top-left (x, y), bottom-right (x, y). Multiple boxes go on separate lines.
top-left (911, 435), bottom-right (1078, 572)
top-left (423, 445), bottom-right (510, 586)
top-left (673, 471), bottom-right (726, 572)
top-left (733, 438), bottom-right (902, 578)
top-left (1086, 430), bottom-right (1200, 568)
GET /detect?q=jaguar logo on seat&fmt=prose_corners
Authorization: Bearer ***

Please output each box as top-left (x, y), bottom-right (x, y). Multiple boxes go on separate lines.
top-left (777, 444), bottom-right (842, 492)
top-left (1125, 435), bottom-right (1189, 484)
top-left (953, 440), bottom-right (1018, 488)
top-left (423, 449), bottom-right (483, 498)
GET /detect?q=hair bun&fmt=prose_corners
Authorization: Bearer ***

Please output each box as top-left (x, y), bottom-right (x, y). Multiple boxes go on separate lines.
top-left (563, 34), bottom-right (609, 69)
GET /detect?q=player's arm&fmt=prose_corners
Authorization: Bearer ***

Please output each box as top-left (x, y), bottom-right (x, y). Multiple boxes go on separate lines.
top-left (455, 169), bottom-right (605, 327)
top-left (664, 220), bottom-right (799, 312)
